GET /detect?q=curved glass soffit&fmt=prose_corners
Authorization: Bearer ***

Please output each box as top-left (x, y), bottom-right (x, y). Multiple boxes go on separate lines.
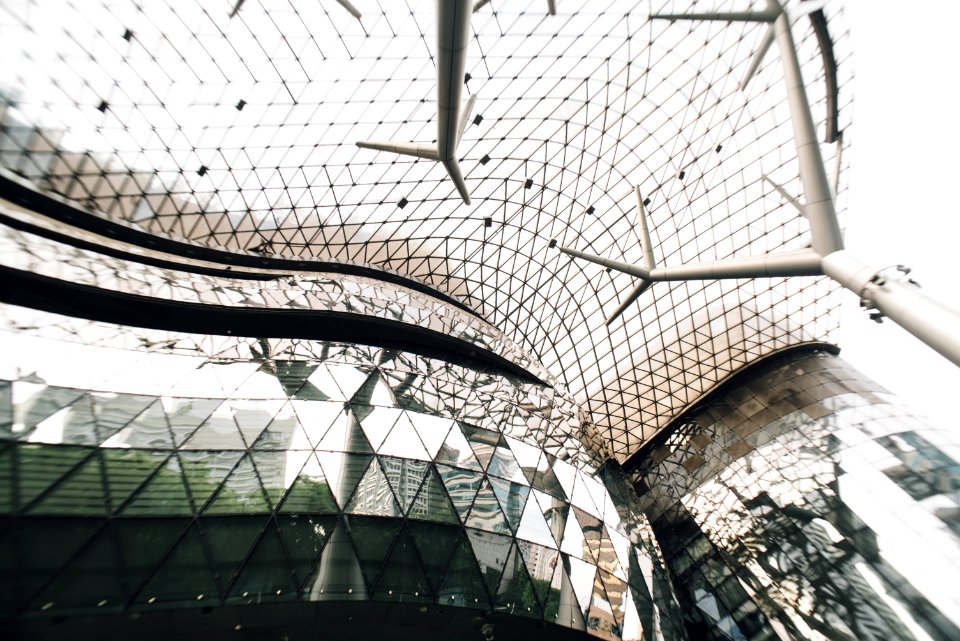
top-left (0, 0), bottom-right (853, 459)
top-left (0, 200), bottom-right (551, 384)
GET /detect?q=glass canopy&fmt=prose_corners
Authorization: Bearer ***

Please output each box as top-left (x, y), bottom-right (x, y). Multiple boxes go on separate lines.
top-left (0, 0), bottom-right (852, 459)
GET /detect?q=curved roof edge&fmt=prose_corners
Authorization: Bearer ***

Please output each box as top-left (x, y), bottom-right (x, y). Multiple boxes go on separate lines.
top-left (0, 263), bottom-right (547, 386)
top-left (621, 342), bottom-right (841, 472)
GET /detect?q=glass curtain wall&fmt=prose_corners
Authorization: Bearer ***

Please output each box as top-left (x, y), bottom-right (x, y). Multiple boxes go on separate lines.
top-left (629, 350), bottom-right (960, 641)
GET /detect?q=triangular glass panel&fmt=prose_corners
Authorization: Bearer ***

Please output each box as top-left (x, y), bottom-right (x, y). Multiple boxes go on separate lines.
top-left (465, 477), bottom-right (510, 534)
top-left (302, 519), bottom-right (366, 601)
top-left (29, 451), bottom-right (107, 516)
top-left (559, 504), bottom-right (589, 560)
top-left (331, 364), bottom-right (374, 404)
top-left (180, 402), bottom-right (246, 450)
top-left (377, 456), bottom-right (430, 515)
top-left (407, 521), bottom-right (461, 594)
top-left (180, 450), bottom-right (244, 513)
top-left (304, 364), bottom-right (351, 402)
top-left (532, 488), bottom-right (568, 548)
top-left (276, 514), bottom-right (338, 588)
top-left (606, 528), bottom-right (632, 582)
top-left (162, 398), bottom-right (221, 447)
top-left (316, 451), bottom-right (372, 508)
top-left (551, 457), bottom-right (578, 500)
top-left (225, 519), bottom-right (298, 603)
top-left (407, 413), bottom-right (454, 460)
top-left (493, 542), bottom-right (541, 619)
top-left (488, 476), bottom-right (529, 534)
top-left (251, 403), bottom-right (301, 450)
top-left (572, 507), bottom-right (603, 564)
top-left (620, 586), bottom-right (645, 641)
top-left (343, 514), bottom-right (402, 591)
top-left (596, 569), bottom-right (628, 633)
top-left (27, 526), bottom-right (125, 613)
top-left (14, 443), bottom-right (89, 511)
top-left (200, 516), bottom-right (268, 597)
top-left (229, 369), bottom-right (285, 400)
top-left (436, 464), bottom-right (483, 522)
top-left (230, 400), bottom-right (285, 448)
top-left (517, 541), bottom-right (559, 606)
top-left (102, 449), bottom-right (167, 514)
top-left (348, 369), bottom-right (395, 407)
top-left (90, 393), bottom-right (155, 444)
top-left (110, 518), bottom-right (192, 603)
top-left (514, 492), bottom-right (558, 548)
top-left (267, 361), bottom-right (320, 398)
top-left (578, 472), bottom-right (609, 521)
top-left (461, 423), bottom-right (500, 471)
top-left (134, 522), bottom-right (220, 606)
top-left (487, 445), bottom-right (526, 484)
top-left (209, 362), bottom-right (261, 398)
top-left (315, 410), bottom-right (373, 454)
top-left (570, 471), bottom-right (603, 520)
top-left (437, 532), bottom-right (491, 609)
top-left (377, 412), bottom-right (430, 461)
top-left (11, 384), bottom-right (84, 441)
top-left (372, 522), bottom-right (431, 602)
top-left (466, 528), bottom-right (512, 601)
top-left (504, 436), bottom-right (541, 475)
top-left (122, 454), bottom-right (194, 516)
top-left (290, 400), bottom-right (343, 448)
top-left (544, 558), bottom-right (586, 630)
top-left (406, 464), bottom-right (459, 524)
top-left (28, 396), bottom-right (95, 445)
top-left (343, 458), bottom-right (401, 518)
top-left (102, 402), bottom-right (169, 450)
top-left (205, 454), bottom-right (271, 514)
top-left (434, 423), bottom-right (483, 471)
top-left (277, 452), bottom-right (339, 514)
top-left (357, 406), bottom-right (401, 453)
top-left (529, 454), bottom-right (567, 501)
top-left (566, 555), bottom-right (598, 626)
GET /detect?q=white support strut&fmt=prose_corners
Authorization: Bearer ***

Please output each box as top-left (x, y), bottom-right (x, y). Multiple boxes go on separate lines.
top-left (356, 0), bottom-right (474, 204)
top-left (558, 0), bottom-right (960, 370)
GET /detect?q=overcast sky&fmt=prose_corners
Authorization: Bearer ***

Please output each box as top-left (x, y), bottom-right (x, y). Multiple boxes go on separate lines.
top-left (840, 1), bottom-right (960, 429)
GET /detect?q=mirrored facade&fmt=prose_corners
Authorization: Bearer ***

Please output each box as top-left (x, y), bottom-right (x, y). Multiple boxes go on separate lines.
top-left (629, 351), bottom-right (960, 641)
top-left (0, 293), bottom-right (686, 640)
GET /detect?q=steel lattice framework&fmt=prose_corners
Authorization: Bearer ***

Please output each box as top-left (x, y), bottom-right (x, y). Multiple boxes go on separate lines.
top-left (0, 0), bottom-right (852, 460)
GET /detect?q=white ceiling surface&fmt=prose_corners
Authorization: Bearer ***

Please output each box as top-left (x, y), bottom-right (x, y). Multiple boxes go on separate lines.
top-left (0, 0), bottom-right (852, 459)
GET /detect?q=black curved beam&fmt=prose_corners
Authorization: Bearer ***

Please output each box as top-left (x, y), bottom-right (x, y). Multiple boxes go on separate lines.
top-left (0, 171), bottom-right (484, 319)
top-left (0, 265), bottom-right (546, 387)
top-left (809, 8), bottom-right (840, 143)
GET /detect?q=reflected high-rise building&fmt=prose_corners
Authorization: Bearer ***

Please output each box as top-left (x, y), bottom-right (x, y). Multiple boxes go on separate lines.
top-left (1, 2), bottom-right (959, 641)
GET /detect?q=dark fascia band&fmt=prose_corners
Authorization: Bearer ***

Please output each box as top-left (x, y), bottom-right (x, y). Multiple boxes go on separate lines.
top-left (621, 342), bottom-right (840, 473)
top-left (0, 171), bottom-right (484, 319)
top-left (809, 8), bottom-right (840, 144)
top-left (0, 265), bottom-right (546, 387)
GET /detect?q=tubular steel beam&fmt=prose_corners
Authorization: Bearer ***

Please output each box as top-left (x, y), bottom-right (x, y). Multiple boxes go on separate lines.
top-left (571, 1), bottom-right (960, 369)
top-left (356, 0), bottom-right (473, 204)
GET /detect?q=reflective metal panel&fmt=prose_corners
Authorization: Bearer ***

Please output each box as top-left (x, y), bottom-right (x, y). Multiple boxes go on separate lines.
top-left (630, 351), bottom-right (960, 641)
